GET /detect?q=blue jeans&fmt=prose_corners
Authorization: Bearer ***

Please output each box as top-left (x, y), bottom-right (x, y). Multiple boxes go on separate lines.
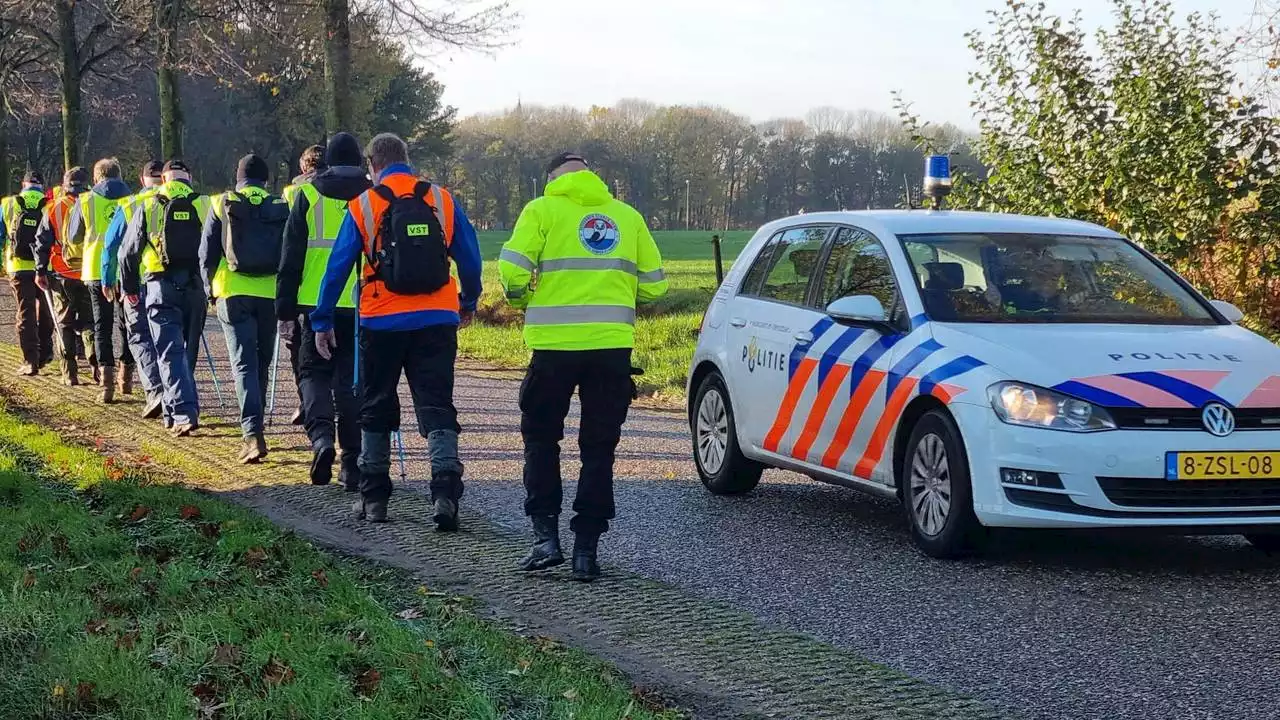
top-left (123, 284), bottom-right (163, 401)
top-left (216, 295), bottom-right (275, 437)
top-left (145, 272), bottom-right (205, 426)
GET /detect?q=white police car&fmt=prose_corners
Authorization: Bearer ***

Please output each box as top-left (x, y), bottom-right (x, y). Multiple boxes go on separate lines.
top-left (687, 208), bottom-right (1280, 557)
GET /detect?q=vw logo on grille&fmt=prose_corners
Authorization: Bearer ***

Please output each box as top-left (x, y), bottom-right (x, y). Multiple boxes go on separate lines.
top-left (1201, 402), bottom-right (1236, 437)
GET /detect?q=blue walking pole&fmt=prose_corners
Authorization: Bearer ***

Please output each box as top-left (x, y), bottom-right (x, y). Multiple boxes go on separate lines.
top-left (394, 430), bottom-right (407, 483)
top-left (198, 332), bottom-right (225, 411)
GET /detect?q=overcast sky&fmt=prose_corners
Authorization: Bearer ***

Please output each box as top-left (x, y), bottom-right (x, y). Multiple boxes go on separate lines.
top-left (428, 0), bottom-right (1258, 128)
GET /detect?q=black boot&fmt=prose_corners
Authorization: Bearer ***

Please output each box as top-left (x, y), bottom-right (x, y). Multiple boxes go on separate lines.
top-left (338, 459), bottom-right (360, 492)
top-left (310, 443), bottom-right (336, 485)
top-left (517, 515), bottom-right (564, 571)
top-left (571, 533), bottom-right (601, 583)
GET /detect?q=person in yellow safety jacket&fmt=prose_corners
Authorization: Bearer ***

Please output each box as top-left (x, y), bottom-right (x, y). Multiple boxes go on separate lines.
top-left (499, 151), bottom-right (668, 582)
top-left (34, 167), bottom-right (95, 386)
top-left (66, 157), bottom-right (135, 404)
top-left (120, 160), bottom-right (212, 437)
top-left (0, 170), bottom-right (57, 374)
top-left (277, 133), bottom-right (368, 488)
top-left (199, 154), bottom-right (289, 464)
top-left (279, 143), bottom-right (326, 425)
top-left (102, 161), bottom-right (166, 421)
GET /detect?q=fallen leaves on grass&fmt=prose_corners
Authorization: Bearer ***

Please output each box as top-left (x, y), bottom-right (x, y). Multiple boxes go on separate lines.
top-left (52, 684), bottom-right (65, 698)
top-left (311, 569), bottom-right (328, 588)
top-left (353, 666), bottom-right (381, 697)
top-left (179, 505), bottom-right (202, 520)
top-left (84, 619), bottom-right (108, 635)
top-left (197, 522), bottom-right (221, 539)
top-left (211, 643), bottom-right (241, 667)
top-left (241, 547), bottom-right (267, 568)
top-left (347, 630), bottom-right (368, 646)
top-left (21, 570), bottom-right (36, 588)
top-left (75, 682), bottom-right (95, 705)
top-left (128, 567), bottom-right (143, 581)
top-left (126, 505), bottom-right (150, 522)
top-left (562, 688), bottom-right (579, 701)
top-left (114, 630), bottom-right (140, 650)
top-left (50, 534), bottom-right (69, 557)
top-left (262, 657), bottom-right (295, 686)
top-left (394, 608), bottom-right (423, 620)
top-left (507, 658), bottom-right (532, 676)
top-left (17, 534), bottom-right (37, 552)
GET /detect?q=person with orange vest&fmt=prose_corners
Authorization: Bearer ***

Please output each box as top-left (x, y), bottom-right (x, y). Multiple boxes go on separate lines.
top-left (311, 133), bottom-right (482, 527)
top-left (34, 167), bottom-right (95, 386)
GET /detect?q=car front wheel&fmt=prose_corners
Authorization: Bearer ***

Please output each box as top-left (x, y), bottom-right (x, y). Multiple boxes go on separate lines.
top-left (691, 371), bottom-right (763, 495)
top-left (903, 409), bottom-right (982, 558)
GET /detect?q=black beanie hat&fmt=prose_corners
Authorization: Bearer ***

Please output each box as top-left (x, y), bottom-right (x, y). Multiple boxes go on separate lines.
top-left (63, 166), bottom-right (89, 189)
top-left (142, 160), bottom-right (163, 179)
top-left (236, 153), bottom-right (269, 183)
top-left (22, 169), bottom-right (43, 186)
top-left (325, 132), bottom-right (363, 168)
top-left (545, 151), bottom-right (588, 176)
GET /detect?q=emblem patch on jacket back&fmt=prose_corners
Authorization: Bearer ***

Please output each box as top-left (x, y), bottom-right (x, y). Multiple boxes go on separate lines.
top-left (579, 214), bottom-right (620, 254)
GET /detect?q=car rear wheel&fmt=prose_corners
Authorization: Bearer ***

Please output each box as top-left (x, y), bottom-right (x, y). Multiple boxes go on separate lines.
top-left (903, 410), bottom-right (981, 559)
top-left (1244, 532), bottom-right (1280, 553)
top-left (692, 371), bottom-right (763, 495)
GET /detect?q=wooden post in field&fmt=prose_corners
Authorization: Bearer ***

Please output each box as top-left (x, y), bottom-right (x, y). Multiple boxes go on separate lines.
top-left (711, 234), bottom-right (724, 285)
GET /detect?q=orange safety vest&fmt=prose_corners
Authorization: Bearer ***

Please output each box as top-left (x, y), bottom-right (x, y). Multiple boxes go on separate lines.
top-left (348, 173), bottom-right (458, 320)
top-left (45, 194), bottom-right (78, 280)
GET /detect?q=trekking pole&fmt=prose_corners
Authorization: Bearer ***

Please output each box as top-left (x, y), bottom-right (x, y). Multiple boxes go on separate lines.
top-left (394, 430), bottom-right (407, 483)
top-left (265, 329), bottom-right (281, 427)
top-left (198, 332), bottom-right (226, 411)
top-left (41, 282), bottom-right (65, 359)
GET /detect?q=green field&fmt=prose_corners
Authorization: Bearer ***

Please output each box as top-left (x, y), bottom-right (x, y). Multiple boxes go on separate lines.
top-left (0, 407), bottom-right (680, 719)
top-left (464, 231), bottom-right (753, 401)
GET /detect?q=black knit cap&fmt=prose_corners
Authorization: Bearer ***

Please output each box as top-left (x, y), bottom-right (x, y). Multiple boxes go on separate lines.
top-left (236, 153), bottom-right (269, 183)
top-left (325, 132), bottom-right (363, 168)
top-left (142, 160), bottom-right (163, 179)
top-left (163, 159), bottom-right (191, 175)
top-left (21, 169), bottom-right (43, 185)
top-left (545, 151), bottom-right (588, 176)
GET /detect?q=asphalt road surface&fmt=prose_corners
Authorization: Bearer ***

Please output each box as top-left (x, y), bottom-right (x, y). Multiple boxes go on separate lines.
top-left (14, 300), bottom-right (1280, 720)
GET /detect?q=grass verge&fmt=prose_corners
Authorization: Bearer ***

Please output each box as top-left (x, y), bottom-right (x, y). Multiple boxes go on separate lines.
top-left (0, 404), bottom-right (681, 719)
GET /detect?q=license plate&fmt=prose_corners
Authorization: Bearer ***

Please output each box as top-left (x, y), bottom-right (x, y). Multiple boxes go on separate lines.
top-left (1165, 452), bottom-right (1280, 480)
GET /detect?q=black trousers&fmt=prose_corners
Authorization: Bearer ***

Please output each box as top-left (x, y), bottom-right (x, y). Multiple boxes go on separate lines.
top-left (298, 310), bottom-right (360, 468)
top-left (87, 281), bottom-right (132, 368)
top-left (9, 272), bottom-right (55, 367)
top-left (520, 348), bottom-right (633, 535)
top-left (360, 324), bottom-right (462, 501)
top-left (281, 316), bottom-right (304, 407)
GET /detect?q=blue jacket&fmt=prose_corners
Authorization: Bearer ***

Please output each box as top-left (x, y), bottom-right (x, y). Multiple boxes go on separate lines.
top-left (310, 164), bottom-right (482, 332)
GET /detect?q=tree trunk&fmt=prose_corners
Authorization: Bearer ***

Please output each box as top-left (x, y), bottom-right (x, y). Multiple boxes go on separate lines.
top-left (0, 91), bottom-right (10, 195)
top-left (323, 0), bottom-right (352, 133)
top-left (157, 0), bottom-right (184, 159)
top-left (56, 0), bottom-right (82, 171)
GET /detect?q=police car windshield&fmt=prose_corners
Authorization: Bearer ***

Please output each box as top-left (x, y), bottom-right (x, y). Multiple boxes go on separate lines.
top-left (900, 233), bottom-right (1218, 325)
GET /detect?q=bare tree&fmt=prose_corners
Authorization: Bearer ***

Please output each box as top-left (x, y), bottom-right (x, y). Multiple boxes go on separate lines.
top-left (0, 18), bottom-right (51, 190)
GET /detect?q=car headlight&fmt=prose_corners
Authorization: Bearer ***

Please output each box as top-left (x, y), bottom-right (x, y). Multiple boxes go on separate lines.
top-left (987, 382), bottom-right (1116, 432)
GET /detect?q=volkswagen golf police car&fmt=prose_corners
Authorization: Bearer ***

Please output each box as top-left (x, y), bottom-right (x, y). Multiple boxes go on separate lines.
top-left (687, 209), bottom-right (1280, 558)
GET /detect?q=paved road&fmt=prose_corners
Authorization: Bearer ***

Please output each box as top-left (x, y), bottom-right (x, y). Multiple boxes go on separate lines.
top-left (14, 302), bottom-right (1280, 720)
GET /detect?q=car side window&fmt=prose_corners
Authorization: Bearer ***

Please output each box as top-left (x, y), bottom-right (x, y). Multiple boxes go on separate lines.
top-left (819, 227), bottom-right (900, 316)
top-left (749, 226), bottom-right (830, 305)
top-left (739, 231), bottom-right (783, 297)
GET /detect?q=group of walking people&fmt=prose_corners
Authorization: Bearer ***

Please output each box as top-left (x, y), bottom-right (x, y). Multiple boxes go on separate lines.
top-left (0, 134), bottom-right (667, 581)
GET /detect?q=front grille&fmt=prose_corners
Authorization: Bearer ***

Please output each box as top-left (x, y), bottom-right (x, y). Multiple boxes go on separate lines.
top-left (1108, 407), bottom-right (1280, 431)
top-left (1098, 476), bottom-right (1280, 508)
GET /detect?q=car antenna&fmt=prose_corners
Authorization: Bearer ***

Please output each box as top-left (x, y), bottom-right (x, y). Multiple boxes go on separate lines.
top-left (902, 173), bottom-right (917, 210)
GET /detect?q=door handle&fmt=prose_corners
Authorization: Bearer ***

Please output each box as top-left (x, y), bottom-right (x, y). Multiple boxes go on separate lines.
top-left (729, 317), bottom-right (747, 328)
top-left (793, 331), bottom-right (814, 344)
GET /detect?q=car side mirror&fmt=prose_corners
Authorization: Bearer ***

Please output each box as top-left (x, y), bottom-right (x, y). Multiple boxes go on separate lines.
top-left (1210, 300), bottom-right (1244, 323)
top-left (826, 295), bottom-right (896, 334)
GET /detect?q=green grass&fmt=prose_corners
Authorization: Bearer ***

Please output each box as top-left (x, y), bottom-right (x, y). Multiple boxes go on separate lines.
top-left (465, 231), bottom-right (752, 401)
top-left (0, 406), bottom-right (680, 719)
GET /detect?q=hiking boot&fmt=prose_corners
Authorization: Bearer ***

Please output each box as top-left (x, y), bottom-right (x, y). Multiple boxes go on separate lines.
top-left (239, 434), bottom-right (268, 464)
top-left (310, 444), bottom-right (336, 485)
top-left (16, 363), bottom-right (37, 377)
top-left (338, 462), bottom-right (360, 492)
top-left (352, 497), bottom-right (388, 523)
top-left (90, 360), bottom-right (100, 385)
top-left (570, 533), bottom-right (601, 583)
top-left (98, 366), bottom-right (116, 404)
top-left (141, 395), bottom-right (164, 420)
top-left (290, 408), bottom-right (305, 425)
top-left (517, 515), bottom-right (564, 571)
top-left (60, 358), bottom-right (79, 386)
top-left (432, 498), bottom-right (459, 532)
top-left (118, 365), bottom-right (134, 395)
top-left (171, 422), bottom-right (197, 438)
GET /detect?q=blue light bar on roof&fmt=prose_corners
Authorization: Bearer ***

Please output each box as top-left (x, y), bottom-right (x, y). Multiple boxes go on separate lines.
top-left (923, 154), bottom-right (952, 205)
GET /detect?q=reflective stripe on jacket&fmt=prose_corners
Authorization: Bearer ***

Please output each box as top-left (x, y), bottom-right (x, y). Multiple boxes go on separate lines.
top-left (298, 183), bottom-right (355, 309)
top-left (499, 170), bottom-right (668, 351)
top-left (348, 173), bottom-right (457, 320)
top-left (46, 195), bottom-right (80, 279)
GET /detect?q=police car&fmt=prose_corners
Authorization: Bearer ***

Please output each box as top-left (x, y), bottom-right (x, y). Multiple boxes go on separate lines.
top-left (687, 207), bottom-right (1280, 558)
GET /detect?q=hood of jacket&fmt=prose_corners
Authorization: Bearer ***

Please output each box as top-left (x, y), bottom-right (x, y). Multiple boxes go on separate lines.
top-left (312, 166), bottom-right (371, 202)
top-left (92, 178), bottom-right (131, 201)
top-left (544, 170), bottom-right (612, 207)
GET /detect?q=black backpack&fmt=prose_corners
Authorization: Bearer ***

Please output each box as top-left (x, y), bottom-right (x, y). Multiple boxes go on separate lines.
top-left (224, 191), bottom-right (288, 275)
top-left (154, 194), bottom-right (203, 271)
top-left (12, 197), bottom-right (45, 262)
top-left (366, 181), bottom-right (449, 295)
